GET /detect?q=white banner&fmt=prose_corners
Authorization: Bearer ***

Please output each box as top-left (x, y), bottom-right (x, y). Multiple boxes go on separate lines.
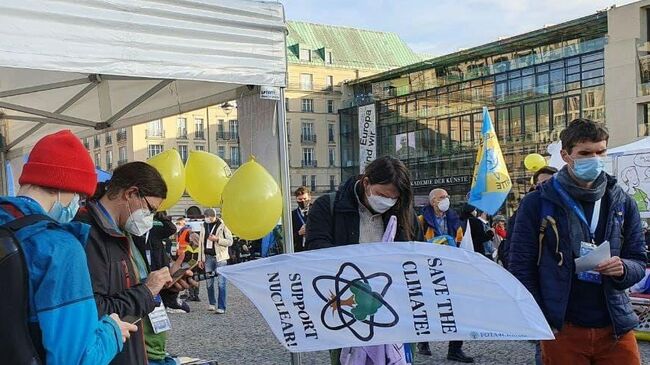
top-left (358, 104), bottom-right (377, 173)
top-left (616, 149), bottom-right (650, 218)
top-left (220, 242), bottom-right (553, 353)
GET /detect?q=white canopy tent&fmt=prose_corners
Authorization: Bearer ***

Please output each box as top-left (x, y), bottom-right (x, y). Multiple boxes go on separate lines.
top-left (0, 3), bottom-right (305, 361)
top-left (608, 136), bottom-right (650, 155)
top-left (0, 0), bottom-right (286, 157)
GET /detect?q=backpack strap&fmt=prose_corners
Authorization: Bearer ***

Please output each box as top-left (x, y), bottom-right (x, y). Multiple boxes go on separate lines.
top-left (0, 202), bottom-right (54, 232)
top-left (538, 199), bottom-right (563, 267)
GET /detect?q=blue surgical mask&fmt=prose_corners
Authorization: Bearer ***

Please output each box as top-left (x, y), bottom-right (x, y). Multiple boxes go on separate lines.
top-left (48, 192), bottom-right (80, 223)
top-left (570, 156), bottom-right (604, 182)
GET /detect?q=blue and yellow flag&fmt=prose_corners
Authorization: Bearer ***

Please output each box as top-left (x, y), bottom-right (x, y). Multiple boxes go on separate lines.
top-left (468, 107), bottom-right (511, 215)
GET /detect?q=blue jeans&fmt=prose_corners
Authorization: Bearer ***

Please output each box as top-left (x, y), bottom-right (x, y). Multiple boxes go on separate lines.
top-left (205, 255), bottom-right (227, 310)
top-left (149, 356), bottom-right (178, 365)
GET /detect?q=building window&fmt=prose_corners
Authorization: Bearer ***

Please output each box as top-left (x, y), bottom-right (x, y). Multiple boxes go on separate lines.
top-left (330, 175), bottom-right (336, 191)
top-left (642, 104), bottom-right (650, 137)
top-left (195, 145), bottom-right (205, 151)
top-left (94, 152), bottom-right (101, 168)
top-left (94, 135), bottom-right (101, 148)
top-left (299, 48), bottom-right (311, 61)
top-left (327, 100), bottom-right (334, 113)
top-left (302, 148), bottom-right (315, 167)
top-left (301, 121), bottom-right (316, 143)
top-left (328, 123), bottom-right (335, 143)
top-left (326, 75), bottom-right (333, 90)
top-left (105, 132), bottom-right (112, 145)
top-left (178, 145), bottom-right (188, 163)
top-left (217, 119), bottom-right (225, 133)
top-left (302, 175), bottom-right (307, 187)
top-left (118, 146), bottom-right (127, 165)
top-left (230, 120), bottom-right (239, 139)
top-left (286, 121), bottom-right (291, 142)
top-left (329, 147), bottom-right (335, 167)
top-left (300, 73), bottom-right (313, 90)
top-left (285, 98), bottom-right (290, 112)
top-left (177, 117), bottom-right (187, 139)
top-left (301, 99), bottom-right (314, 112)
top-left (310, 175), bottom-right (316, 192)
top-left (83, 137), bottom-right (90, 150)
top-left (230, 146), bottom-right (240, 166)
top-left (217, 146), bottom-right (226, 159)
top-left (105, 150), bottom-right (113, 170)
top-left (147, 120), bottom-right (163, 138)
top-left (117, 128), bottom-right (128, 142)
top-left (326, 51), bottom-right (333, 64)
top-left (148, 144), bottom-right (164, 158)
top-left (194, 118), bottom-right (205, 139)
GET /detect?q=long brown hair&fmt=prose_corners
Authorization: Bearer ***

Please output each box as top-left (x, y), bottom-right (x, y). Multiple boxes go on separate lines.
top-left (362, 156), bottom-right (414, 240)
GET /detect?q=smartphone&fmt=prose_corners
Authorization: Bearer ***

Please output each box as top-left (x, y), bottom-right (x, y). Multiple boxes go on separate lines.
top-left (171, 262), bottom-right (198, 285)
top-left (122, 315), bottom-right (142, 325)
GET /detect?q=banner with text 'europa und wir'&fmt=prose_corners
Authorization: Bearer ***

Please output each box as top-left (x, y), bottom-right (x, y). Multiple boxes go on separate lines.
top-left (219, 243), bottom-right (553, 353)
top-left (358, 104), bottom-right (376, 174)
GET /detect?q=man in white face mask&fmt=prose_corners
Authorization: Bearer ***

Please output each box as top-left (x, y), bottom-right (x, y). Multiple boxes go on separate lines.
top-left (417, 188), bottom-right (473, 363)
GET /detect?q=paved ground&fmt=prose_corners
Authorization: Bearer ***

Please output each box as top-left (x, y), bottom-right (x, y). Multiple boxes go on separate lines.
top-left (167, 283), bottom-right (650, 364)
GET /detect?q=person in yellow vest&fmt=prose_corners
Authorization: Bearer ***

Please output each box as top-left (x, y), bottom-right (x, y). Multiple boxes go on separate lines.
top-left (417, 188), bottom-right (474, 363)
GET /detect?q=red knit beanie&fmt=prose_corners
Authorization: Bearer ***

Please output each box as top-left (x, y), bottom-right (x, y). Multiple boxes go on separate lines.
top-left (19, 130), bottom-right (97, 196)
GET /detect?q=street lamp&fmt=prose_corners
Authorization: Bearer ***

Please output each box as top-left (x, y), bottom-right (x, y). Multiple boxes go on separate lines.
top-left (220, 101), bottom-right (234, 117)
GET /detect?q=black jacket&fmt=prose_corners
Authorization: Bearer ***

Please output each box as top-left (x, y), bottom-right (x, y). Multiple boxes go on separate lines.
top-left (292, 207), bottom-right (308, 252)
top-left (466, 216), bottom-right (494, 254)
top-left (306, 177), bottom-right (423, 249)
top-left (76, 201), bottom-right (156, 365)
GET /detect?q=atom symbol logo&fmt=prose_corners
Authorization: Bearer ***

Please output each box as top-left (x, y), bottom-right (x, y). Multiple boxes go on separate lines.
top-left (312, 262), bottom-right (399, 341)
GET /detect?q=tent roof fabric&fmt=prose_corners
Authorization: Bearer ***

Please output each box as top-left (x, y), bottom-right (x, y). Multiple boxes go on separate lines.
top-left (608, 136), bottom-right (650, 155)
top-left (0, 0), bottom-right (287, 155)
top-left (286, 21), bottom-right (421, 70)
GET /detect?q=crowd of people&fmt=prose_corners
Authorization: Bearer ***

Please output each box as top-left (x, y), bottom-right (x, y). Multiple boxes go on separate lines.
top-left (300, 118), bottom-right (648, 365)
top-left (3, 117), bottom-right (649, 365)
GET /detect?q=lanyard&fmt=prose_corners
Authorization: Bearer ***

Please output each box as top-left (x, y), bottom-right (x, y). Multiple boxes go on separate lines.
top-left (552, 177), bottom-right (601, 241)
top-left (297, 208), bottom-right (306, 226)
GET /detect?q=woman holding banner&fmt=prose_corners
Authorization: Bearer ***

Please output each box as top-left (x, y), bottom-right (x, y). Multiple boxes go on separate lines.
top-left (306, 155), bottom-right (423, 365)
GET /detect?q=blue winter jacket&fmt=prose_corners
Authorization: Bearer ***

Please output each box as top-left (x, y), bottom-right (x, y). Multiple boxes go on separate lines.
top-left (509, 175), bottom-right (647, 337)
top-left (0, 196), bottom-right (122, 364)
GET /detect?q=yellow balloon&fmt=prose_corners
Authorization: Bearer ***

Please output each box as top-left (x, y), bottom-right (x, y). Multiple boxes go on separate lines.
top-left (185, 151), bottom-right (232, 207)
top-left (147, 149), bottom-right (185, 211)
top-left (524, 153), bottom-right (546, 172)
top-left (221, 159), bottom-right (283, 240)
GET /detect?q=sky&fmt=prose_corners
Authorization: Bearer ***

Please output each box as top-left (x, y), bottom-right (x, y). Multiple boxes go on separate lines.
top-left (283, 0), bottom-right (636, 57)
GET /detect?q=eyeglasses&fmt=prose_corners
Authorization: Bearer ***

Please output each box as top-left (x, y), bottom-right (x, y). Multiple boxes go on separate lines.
top-left (141, 196), bottom-right (157, 215)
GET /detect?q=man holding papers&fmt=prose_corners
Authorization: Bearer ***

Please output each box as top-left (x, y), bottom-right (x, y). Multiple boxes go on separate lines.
top-left (509, 119), bottom-right (646, 364)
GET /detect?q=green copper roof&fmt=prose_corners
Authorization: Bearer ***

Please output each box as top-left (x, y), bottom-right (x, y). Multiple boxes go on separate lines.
top-left (286, 21), bottom-right (422, 70)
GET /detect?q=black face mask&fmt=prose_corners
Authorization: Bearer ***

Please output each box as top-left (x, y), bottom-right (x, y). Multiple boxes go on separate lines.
top-left (298, 201), bottom-right (310, 210)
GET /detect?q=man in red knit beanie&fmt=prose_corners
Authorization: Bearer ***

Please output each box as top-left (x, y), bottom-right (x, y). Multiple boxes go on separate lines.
top-left (0, 130), bottom-right (137, 365)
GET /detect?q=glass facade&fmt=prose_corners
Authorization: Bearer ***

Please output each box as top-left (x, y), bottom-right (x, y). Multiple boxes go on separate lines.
top-left (340, 32), bottom-right (607, 213)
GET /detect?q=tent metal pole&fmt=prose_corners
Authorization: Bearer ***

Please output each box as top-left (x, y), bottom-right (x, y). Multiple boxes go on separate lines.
top-left (0, 78), bottom-right (90, 98)
top-left (0, 151), bottom-right (7, 196)
top-left (0, 101), bottom-right (96, 127)
top-left (103, 79), bottom-right (173, 126)
top-left (276, 88), bottom-right (301, 365)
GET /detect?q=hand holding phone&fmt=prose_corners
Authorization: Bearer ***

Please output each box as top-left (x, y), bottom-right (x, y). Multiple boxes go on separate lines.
top-left (170, 261), bottom-right (198, 286)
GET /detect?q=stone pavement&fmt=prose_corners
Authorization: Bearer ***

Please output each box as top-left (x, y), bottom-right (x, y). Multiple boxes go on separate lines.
top-left (166, 283), bottom-right (650, 364)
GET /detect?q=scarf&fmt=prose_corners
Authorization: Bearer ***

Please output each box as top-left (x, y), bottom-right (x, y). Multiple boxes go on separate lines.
top-left (555, 167), bottom-right (607, 256)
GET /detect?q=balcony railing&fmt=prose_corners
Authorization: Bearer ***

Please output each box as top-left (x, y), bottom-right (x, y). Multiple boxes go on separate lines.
top-left (117, 130), bottom-right (128, 142)
top-left (177, 129), bottom-right (188, 139)
top-left (301, 134), bottom-right (317, 143)
top-left (194, 131), bottom-right (205, 140)
top-left (216, 131), bottom-right (239, 140)
top-left (145, 129), bottom-right (165, 139)
top-left (301, 160), bottom-right (318, 168)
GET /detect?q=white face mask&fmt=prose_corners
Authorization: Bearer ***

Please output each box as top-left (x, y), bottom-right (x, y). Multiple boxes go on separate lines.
top-left (437, 197), bottom-right (450, 212)
top-left (366, 189), bottom-right (397, 213)
top-left (124, 198), bottom-right (154, 236)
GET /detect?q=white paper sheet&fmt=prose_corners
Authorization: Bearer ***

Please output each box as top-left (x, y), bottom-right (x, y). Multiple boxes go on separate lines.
top-left (574, 241), bottom-right (611, 273)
